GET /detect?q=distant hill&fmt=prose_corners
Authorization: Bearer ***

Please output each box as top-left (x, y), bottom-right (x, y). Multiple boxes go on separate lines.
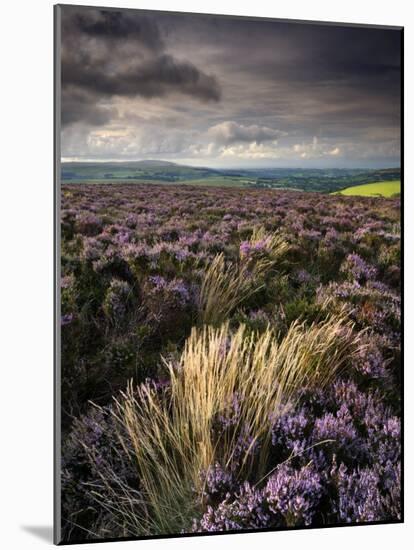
top-left (61, 160), bottom-right (220, 183)
top-left (64, 159), bottom-right (178, 169)
top-left (61, 161), bottom-right (401, 194)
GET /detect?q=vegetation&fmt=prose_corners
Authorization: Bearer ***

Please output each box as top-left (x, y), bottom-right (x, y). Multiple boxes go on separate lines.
top-left (61, 184), bottom-right (401, 541)
top-left (109, 317), bottom-right (361, 535)
top-left (335, 180), bottom-right (400, 198)
top-left (199, 228), bottom-right (289, 324)
top-left (61, 161), bottom-right (400, 194)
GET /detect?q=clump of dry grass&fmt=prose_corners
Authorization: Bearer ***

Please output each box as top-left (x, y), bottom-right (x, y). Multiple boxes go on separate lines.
top-left (198, 228), bottom-right (289, 325)
top-left (110, 314), bottom-right (362, 535)
top-left (198, 253), bottom-right (253, 325)
top-left (247, 226), bottom-right (290, 261)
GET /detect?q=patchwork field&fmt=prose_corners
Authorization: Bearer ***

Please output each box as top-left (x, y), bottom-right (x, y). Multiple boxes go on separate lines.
top-left (61, 161), bottom-right (401, 194)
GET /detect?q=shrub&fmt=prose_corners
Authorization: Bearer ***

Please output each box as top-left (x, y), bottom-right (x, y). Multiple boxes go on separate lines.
top-left (103, 279), bottom-right (133, 325)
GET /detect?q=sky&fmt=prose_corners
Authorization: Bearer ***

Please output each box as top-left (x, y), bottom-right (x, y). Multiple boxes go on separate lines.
top-left (60, 6), bottom-right (402, 168)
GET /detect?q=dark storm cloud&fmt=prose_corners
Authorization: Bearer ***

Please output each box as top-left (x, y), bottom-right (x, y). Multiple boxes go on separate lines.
top-left (61, 8), bottom-right (221, 127)
top-left (61, 88), bottom-right (114, 127)
top-left (63, 54), bottom-right (220, 101)
top-left (162, 14), bottom-right (400, 156)
top-left (70, 10), bottom-right (164, 49)
top-left (171, 16), bottom-right (400, 103)
top-left (60, 7), bottom-right (401, 167)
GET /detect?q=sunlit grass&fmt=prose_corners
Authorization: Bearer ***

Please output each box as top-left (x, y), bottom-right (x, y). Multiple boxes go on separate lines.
top-left (334, 180), bottom-right (400, 197)
top-left (107, 314), bottom-right (362, 535)
top-left (198, 228), bottom-right (289, 325)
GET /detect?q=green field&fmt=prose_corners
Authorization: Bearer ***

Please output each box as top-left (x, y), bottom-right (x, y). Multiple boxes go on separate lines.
top-left (62, 177), bottom-right (251, 188)
top-left (178, 176), bottom-right (252, 187)
top-left (334, 180), bottom-right (400, 197)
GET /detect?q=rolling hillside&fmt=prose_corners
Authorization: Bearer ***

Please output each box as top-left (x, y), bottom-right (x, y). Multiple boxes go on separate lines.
top-left (61, 161), bottom-right (401, 194)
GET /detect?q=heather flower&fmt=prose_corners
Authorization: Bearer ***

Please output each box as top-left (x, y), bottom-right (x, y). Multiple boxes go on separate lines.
top-left (75, 213), bottom-right (103, 236)
top-left (333, 464), bottom-right (384, 523)
top-left (340, 253), bottom-right (377, 283)
top-left (61, 313), bottom-right (75, 326)
top-left (313, 405), bottom-right (358, 455)
top-left (178, 232), bottom-right (201, 248)
top-left (354, 335), bottom-right (388, 379)
top-left (125, 213), bottom-right (139, 228)
top-left (271, 407), bottom-right (310, 453)
top-left (149, 275), bottom-right (191, 307)
top-left (61, 274), bottom-right (74, 289)
top-left (62, 404), bottom-right (139, 535)
top-left (296, 269), bottom-right (312, 284)
top-left (265, 464), bottom-right (323, 526)
top-left (81, 236), bottom-right (103, 261)
top-left (239, 238), bottom-right (269, 258)
top-left (103, 279), bottom-right (132, 323)
top-left (298, 228), bottom-right (321, 241)
top-left (115, 230), bottom-right (131, 245)
top-left (200, 463), bottom-right (234, 499)
top-left (324, 227), bottom-right (339, 244)
top-left (239, 240), bottom-right (252, 257)
top-left (193, 482), bottom-right (269, 532)
top-left (121, 242), bottom-right (150, 263)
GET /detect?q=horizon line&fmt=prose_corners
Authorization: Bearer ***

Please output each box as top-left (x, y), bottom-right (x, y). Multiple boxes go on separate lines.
top-left (60, 158), bottom-right (401, 171)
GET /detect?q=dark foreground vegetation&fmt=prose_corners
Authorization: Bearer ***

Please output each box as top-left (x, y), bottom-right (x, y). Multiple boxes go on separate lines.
top-left (61, 184), bottom-right (401, 541)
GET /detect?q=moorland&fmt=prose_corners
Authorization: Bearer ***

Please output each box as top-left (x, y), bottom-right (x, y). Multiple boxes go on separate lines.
top-left (61, 182), bottom-right (401, 541)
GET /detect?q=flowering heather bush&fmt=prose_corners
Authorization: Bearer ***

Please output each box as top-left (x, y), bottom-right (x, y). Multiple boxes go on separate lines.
top-left (265, 464), bottom-right (323, 526)
top-left (340, 253), bottom-right (377, 283)
top-left (103, 279), bottom-right (132, 324)
top-left (75, 212), bottom-right (103, 236)
top-left (192, 378), bottom-right (401, 533)
top-left (61, 184), bottom-right (401, 541)
top-left (61, 405), bottom-right (143, 539)
top-left (148, 275), bottom-right (191, 307)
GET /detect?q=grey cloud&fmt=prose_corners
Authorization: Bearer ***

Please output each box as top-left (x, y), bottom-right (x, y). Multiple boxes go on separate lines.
top-left (62, 54), bottom-right (220, 102)
top-left (67, 9), bottom-right (164, 52)
top-left (61, 88), bottom-right (114, 127)
top-left (60, 6), bottom-right (401, 167)
top-left (208, 121), bottom-right (283, 145)
top-left (61, 8), bottom-right (221, 127)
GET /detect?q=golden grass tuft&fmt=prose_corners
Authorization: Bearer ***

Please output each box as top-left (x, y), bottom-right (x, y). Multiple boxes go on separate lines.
top-left (111, 314), bottom-right (362, 535)
top-left (198, 228), bottom-right (289, 325)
